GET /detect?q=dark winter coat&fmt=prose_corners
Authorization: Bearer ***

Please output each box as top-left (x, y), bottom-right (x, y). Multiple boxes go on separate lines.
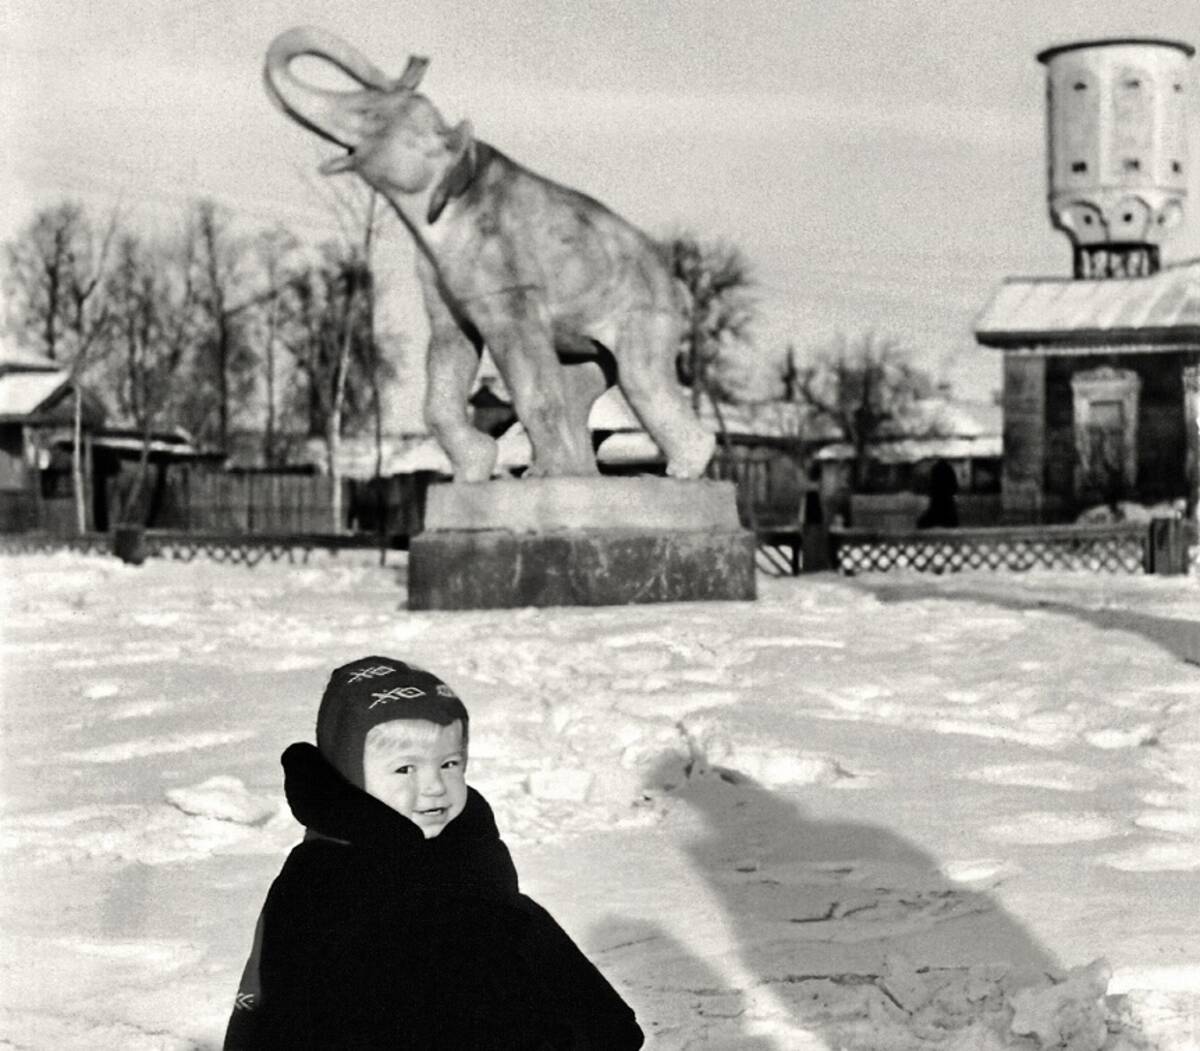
top-left (224, 742), bottom-right (644, 1050)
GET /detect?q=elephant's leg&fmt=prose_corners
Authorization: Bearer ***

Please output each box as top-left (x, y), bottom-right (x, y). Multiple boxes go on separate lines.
top-left (424, 332), bottom-right (496, 482)
top-left (614, 310), bottom-right (715, 479)
top-left (419, 260), bottom-right (497, 482)
top-left (475, 294), bottom-right (597, 477)
top-left (561, 358), bottom-right (610, 460)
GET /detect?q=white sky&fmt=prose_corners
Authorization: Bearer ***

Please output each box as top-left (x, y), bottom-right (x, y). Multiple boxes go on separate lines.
top-left (3, 0), bottom-right (1199, 414)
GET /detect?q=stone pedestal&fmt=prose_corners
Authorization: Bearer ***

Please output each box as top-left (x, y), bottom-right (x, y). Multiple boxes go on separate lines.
top-left (408, 477), bottom-right (756, 610)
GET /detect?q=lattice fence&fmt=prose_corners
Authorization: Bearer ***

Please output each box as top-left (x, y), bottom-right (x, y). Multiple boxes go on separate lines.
top-left (0, 530), bottom-right (387, 566)
top-left (0, 532), bottom-right (110, 557)
top-left (142, 531), bottom-right (386, 567)
top-left (755, 541), bottom-right (802, 577)
top-left (831, 524), bottom-right (1151, 575)
top-left (145, 534), bottom-right (317, 566)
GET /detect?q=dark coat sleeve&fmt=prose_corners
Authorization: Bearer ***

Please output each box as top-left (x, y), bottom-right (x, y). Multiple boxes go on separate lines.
top-left (222, 908), bottom-right (267, 1049)
top-left (515, 897), bottom-right (644, 1050)
top-left (223, 848), bottom-right (325, 1050)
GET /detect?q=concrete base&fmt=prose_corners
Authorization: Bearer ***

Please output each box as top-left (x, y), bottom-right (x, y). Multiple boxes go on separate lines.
top-left (409, 477), bottom-right (755, 610)
top-left (423, 476), bottom-right (742, 532)
top-left (408, 526), bottom-right (756, 610)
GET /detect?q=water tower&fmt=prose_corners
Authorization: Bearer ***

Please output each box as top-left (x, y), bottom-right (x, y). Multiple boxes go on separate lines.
top-left (1038, 37), bottom-right (1194, 278)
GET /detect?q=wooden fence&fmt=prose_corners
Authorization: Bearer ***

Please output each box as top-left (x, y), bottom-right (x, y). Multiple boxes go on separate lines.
top-left (163, 471), bottom-right (341, 533)
top-left (707, 441), bottom-right (809, 527)
top-left (134, 468), bottom-right (438, 538)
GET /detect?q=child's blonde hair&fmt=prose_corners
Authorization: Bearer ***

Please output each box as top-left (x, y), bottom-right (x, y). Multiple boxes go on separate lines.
top-left (365, 717), bottom-right (469, 762)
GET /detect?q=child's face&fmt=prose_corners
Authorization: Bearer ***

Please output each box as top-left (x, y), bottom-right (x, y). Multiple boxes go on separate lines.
top-left (362, 719), bottom-right (468, 838)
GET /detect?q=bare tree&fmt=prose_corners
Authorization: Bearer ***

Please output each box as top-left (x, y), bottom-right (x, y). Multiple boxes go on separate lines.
top-left (298, 174), bottom-right (391, 530)
top-left (791, 332), bottom-right (935, 491)
top-left (2, 201), bottom-right (121, 532)
top-left (193, 199), bottom-right (279, 455)
top-left (664, 232), bottom-right (757, 411)
top-left (283, 239), bottom-right (376, 530)
top-left (102, 226), bottom-right (200, 523)
top-left (250, 226), bottom-right (300, 466)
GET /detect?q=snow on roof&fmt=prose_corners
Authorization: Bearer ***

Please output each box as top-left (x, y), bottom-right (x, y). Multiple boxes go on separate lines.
top-left (595, 430), bottom-right (663, 464)
top-left (695, 398), bottom-right (814, 438)
top-left (328, 423), bottom-right (661, 479)
top-left (0, 343), bottom-right (60, 373)
top-left (490, 389), bottom-right (659, 470)
top-left (83, 435), bottom-right (211, 458)
top-left (811, 397), bottom-right (1001, 462)
top-left (974, 258), bottom-right (1200, 347)
top-left (494, 424), bottom-right (664, 469)
top-left (693, 396), bottom-right (1001, 442)
top-left (0, 370), bottom-right (69, 419)
top-left (588, 388), bottom-right (643, 431)
top-left (325, 434), bottom-right (453, 478)
top-left (386, 437), bottom-right (453, 475)
top-left (907, 398), bottom-right (1002, 439)
top-left (815, 434), bottom-right (1003, 463)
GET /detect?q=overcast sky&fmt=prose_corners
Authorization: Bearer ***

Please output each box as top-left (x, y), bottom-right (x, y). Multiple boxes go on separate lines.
top-left (3, 0), bottom-right (1198, 416)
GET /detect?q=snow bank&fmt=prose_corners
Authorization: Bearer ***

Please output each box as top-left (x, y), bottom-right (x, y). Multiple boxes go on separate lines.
top-left (1, 553), bottom-right (1197, 1048)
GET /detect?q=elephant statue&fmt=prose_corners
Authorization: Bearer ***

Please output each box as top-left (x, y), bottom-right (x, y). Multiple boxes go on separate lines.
top-left (264, 27), bottom-right (715, 481)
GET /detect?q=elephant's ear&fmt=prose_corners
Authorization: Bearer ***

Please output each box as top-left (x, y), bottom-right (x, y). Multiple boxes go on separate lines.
top-left (426, 120), bottom-right (476, 225)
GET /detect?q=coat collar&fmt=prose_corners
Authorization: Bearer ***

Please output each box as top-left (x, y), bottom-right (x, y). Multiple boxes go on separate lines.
top-left (281, 741), bottom-right (519, 898)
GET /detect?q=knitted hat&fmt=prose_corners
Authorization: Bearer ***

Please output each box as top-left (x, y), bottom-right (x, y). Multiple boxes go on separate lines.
top-left (315, 656), bottom-right (469, 789)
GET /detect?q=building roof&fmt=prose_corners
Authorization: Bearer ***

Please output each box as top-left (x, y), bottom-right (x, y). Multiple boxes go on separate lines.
top-left (813, 398), bottom-right (1002, 463)
top-left (1036, 37), bottom-right (1195, 63)
top-left (815, 435), bottom-right (1003, 464)
top-left (44, 426), bottom-right (208, 459)
top-left (83, 435), bottom-right (213, 459)
top-left (305, 434), bottom-right (451, 478)
top-left (495, 422), bottom-right (664, 471)
top-left (974, 259), bottom-right (1200, 349)
top-left (0, 343), bottom-right (61, 374)
top-left (0, 369), bottom-right (70, 420)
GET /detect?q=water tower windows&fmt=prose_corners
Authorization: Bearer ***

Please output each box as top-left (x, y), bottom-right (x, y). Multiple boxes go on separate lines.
top-left (1163, 76), bottom-right (1188, 186)
top-left (1112, 64), bottom-right (1153, 182)
top-left (1058, 66), bottom-right (1098, 184)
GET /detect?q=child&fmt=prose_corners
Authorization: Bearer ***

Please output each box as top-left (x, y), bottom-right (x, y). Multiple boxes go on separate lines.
top-left (224, 655), bottom-right (644, 1049)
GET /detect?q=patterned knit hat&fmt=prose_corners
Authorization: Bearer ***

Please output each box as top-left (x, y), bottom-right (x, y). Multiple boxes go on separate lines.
top-left (315, 656), bottom-right (469, 789)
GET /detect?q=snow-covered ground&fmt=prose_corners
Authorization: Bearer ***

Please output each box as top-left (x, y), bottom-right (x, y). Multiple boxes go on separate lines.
top-left (1, 550), bottom-right (1198, 1050)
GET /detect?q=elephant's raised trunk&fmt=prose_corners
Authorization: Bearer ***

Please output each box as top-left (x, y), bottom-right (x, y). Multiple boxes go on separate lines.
top-left (263, 26), bottom-right (428, 148)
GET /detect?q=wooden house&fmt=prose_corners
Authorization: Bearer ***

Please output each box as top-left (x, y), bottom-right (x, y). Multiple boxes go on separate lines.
top-left (0, 346), bottom-right (104, 531)
top-left (976, 260), bottom-right (1199, 522)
